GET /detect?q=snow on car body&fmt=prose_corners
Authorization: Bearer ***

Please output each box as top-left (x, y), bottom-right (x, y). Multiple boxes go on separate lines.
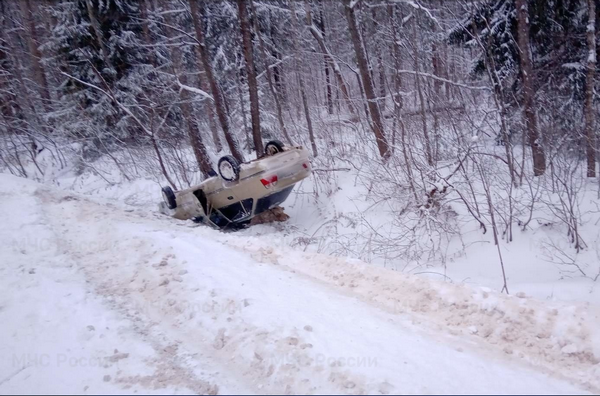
top-left (160, 141), bottom-right (311, 228)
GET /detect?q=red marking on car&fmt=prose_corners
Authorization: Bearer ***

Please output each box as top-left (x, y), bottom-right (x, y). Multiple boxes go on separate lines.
top-left (260, 175), bottom-right (278, 188)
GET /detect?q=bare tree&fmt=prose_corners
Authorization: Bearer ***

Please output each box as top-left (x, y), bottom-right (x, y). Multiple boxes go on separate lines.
top-left (515, 0), bottom-right (546, 176)
top-left (316, 4), bottom-right (333, 115)
top-left (389, 5), bottom-right (418, 200)
top-left (237, 0), bottom-right (263, 157)
top-left (189, 0), bottom-right (244, 162)
top-left (249, 0), bottom-right (293, 146)
top-left (412, 16), bottom-right (434, 166)
top-left (343, 0), bottom-right (390, 159)
top-left (85, 0), bottom-right (110, 67)
top-left (18, 0), bottom-right (50, 109)
top-left (164, 9), bottom-right (213, 178)
top-left (585, 0), bottom-right (596, 178)
top-left (197, 69), bottom-right (222, 152)
top-left (290, 0), bottom-right (318, 157)
top-left (305, 2), bottom-right (358, 117)
top-left (470, 16), bottom-right (518, 187)
top-left (371, 7), bottom-right (387, 114)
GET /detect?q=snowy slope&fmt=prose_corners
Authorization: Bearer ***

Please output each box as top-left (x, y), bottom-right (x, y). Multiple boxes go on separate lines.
top-left (51, 147), bottom-right (600, 307)
top-left (1, 173), bottom-right (599, 394)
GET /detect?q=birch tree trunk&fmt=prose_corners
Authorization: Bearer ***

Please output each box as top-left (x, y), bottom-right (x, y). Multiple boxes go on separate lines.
top-left (237, 0), bottom-right (263, 157)
top-left (344, 0), bottom-right (390, 159)
top-left (585, 0), bottom-right (596, 178)
top-left (516, 0), bottom-right (546, 176)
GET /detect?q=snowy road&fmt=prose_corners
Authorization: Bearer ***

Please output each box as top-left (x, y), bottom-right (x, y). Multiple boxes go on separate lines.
top-left (1, 174), bottom-right (599, 394)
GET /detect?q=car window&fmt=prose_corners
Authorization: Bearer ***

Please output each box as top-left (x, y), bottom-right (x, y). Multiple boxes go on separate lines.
top-left (219, 198), bottom-right (254, 222)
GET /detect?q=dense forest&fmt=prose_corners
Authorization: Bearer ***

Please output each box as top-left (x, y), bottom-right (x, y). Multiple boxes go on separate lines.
top-left (2, 0), bottom-right (600, 287)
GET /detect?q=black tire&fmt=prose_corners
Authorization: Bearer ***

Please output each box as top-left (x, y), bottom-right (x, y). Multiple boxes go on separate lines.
top-left (265, 139), bottom-right (285, 156)
top-left (161, 186), bottom-right (177, 209)
top-left (218, 155), bottom-right (241, 182)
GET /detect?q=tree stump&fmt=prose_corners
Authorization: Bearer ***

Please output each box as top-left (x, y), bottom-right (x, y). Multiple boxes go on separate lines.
top-left (250, 206), bottom-right (289, 226)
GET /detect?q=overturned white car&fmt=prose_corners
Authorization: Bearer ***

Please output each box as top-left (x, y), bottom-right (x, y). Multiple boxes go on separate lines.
top-left (159, 140), bottom-right (311, 229)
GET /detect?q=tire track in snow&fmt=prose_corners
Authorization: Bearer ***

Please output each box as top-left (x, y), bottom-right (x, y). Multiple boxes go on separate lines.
top-left (24, 182), bottom-right (596, 394)
top-left (0, 178), bottom-right (589, 393)
top-left (35, 189), bottom-right (248, 395)
top-left (217, 235), bottom-right (600, 393)
top-left (41, 190), bottom-right (378, 394)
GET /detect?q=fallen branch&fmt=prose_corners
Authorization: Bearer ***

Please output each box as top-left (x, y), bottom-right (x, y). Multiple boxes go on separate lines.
top-left (394, 69), bottom-right (490, 91)
top-left (311, 167), bottom-right (352, 173)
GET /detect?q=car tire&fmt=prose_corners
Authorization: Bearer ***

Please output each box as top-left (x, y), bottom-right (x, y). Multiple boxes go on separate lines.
top-left (162, 186), bottom-right (177, 209)
top-left (265, 140), bottom-right (285, 156)
top-left (218, 155), bottom-right (240, 182)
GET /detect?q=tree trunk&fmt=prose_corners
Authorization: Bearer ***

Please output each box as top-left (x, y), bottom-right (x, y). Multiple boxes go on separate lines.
top-left (269, 12), bottom-right (287, 109)
top-left (85, 0), bottom-right (110, 68)
top-left (585, 0), bottom-right (596, 178)
top-left (378, 50), bottom-right (386, 114)
top-left (317, 6), bottom-right (334, 115)
top-left (249, 0), bottom-right (293, 146)
top-left (324, 61), bottom-right (333, 115)
top-left (180, 90), bottom-right (213, 178)
top-left (471, 18), bottom-right (518, 186)
top-left (516, 0), bottom-right (546, 176)
top-left (432, 42), bottom-right (442, 97)
top-left (151, 131), bottom-right (177, 190)
top-left (306, 2), bottom-right (358, 117)
top-left (412, 18), bottom-right (434, 166)
top-left (19, 0), bottom-right (50, 110)
top-left (139, 0), bottom-right (156, 66)
top-left (431, 6), bottom-right (442, 100)
top-left (139, 0), bottom-right (150, 41)
top-left (343, 0), bottom-right (390, 159)
top-left (439, 0), bottom-right (450, 99)
top-left (198, 69), bottom-right (222, 152)
top-left (236, 59), bottom-right (252, 151)
top-left (372, 8), bottom-right (386, 114)
top-left (389, 5), bottom-right (417, 201)
top-left (4, 5), bottom-right (45, 135)
top-left (164, 10), bottom-right (213, 178)
top-left (189, 0), bottom-right (244, 162)
top-left (290, 1), bottom-right (318, 157)
top-left (237, 0), bottom-right (263, 157)
top-left (187, 1), bottom-right (222, 152)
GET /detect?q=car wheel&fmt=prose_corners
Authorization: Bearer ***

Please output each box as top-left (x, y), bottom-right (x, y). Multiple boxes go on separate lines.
top-left (162, 186), bottom-right (177, 209)
top-left (265, 140), bottom-right (285, 156)
top-left (218, 155), bottom-right (240, 182)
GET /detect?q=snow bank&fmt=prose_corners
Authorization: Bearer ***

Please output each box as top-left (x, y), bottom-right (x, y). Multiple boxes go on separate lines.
top-left (221, 236), bottom-right (600, 391)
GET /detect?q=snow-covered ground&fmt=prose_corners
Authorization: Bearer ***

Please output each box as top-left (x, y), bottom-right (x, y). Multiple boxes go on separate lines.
top-left (54, 145), bottom-right (600, 306)
top-left (1, 172), bottom-right (600, 394)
